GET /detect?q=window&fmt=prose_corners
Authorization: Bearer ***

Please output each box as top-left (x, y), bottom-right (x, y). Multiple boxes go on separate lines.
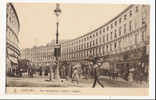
top-left (93, 40), bottom-right (95, 46)
top-left (103, 28), bottom-right (105, 32)
top-left (124, 24), bottom-right (126, 33)
top-left (99, 37), bottom-right (101, 44)
top-left (90, 35), bottom-right (92, 38)
top-left (119, 27), bottom-right (121, 36)
top-left (103, 46), bottom-right (105, 54)
top-left (99, 30), bottom-right (102, 35)
top-left (142, 16), bottom-right (146, 24)
top-left (119, 18), bottom-right (122, 23)
top-left (90, 41), bottom-right (92, 47)
top-left (118, 40), bottom-right (121, 48)
top-left (142, 31), bottom-right (145, 41)
top-left (111, 24), bottom-right (113, 29)
top-left (96, 39), bottom-right (98, 44)
top-left (103, 36), bottom-right (105, 43)
top-left (110, 44), bottom-right (112, 51)
top-left (136, 6), bottom-right (138, 12)
top-left (87, 42), bottom-right (89, 48)
top-left (114, 29), bottom-right (117, 38)
top-left (129, 20), bottom-right (132, 32)
top-left (111, 32), bottom-right (113, 40)
top-left (96, 32), bottom-right (98, 36)
top-left (87, 37), bottom-right (89, 40)
top-left (106, 45), bottom-right (108, 50)
top-left (107, 26), bottom-right (109, 31)
top-left (115, 21), bottom-right (117, 26)
top-left (107, 34), bottom-right (109, 41)
top-left (114, 42), bottom-right (117, 48)
top-left (124, 14), bottom-right (127, 20)
top-left (130, 10), bottom-right (132, 16)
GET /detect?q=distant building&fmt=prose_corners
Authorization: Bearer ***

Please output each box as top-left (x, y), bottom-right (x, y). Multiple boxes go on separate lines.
top-left (61, 5), bottom-right (150, 72)
top-left (6, 3), bottom-right (20, 73)
top-left (20, 40), bottom-right (66, 66)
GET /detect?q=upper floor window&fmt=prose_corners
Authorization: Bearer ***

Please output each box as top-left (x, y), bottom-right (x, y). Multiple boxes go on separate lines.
top-left (99, 37), bottom-right (101, 44)
top-left (115, 21), bottom-right (117, 26)
top-left (107, 26), bottom-right (109, 31)
top-left (124, 24), bottom-right (127, 33)
top-left (107, 34), bottom-right (109, 42)
top-left (110, 44), bottom-right (112, 51)
top-left (129, 20), bottom-right (132, 32)
top-left (96, 39), bottom-right (98, 44)
top-left (130, 10), bottom-right (132, 16)
top-left (111, 32), bottom-right (113, 40)
top-left (106, 45), bottom-right (108, 50)
top-left (99, 30), bottom-right (102, 35)
top-left (119, 27), bottom-right (121, 36)
top-left (84, 38), bottom-right (86, 41)
top-left (136, 6), bottom-right (138, 12)
top-left (90, 41), bottom-right (92, 47)
top-left (142, 16), bottom-right (146, 24)
top-left (114, 29), bottom-right (117, 38)
top-left (124, 14), bottom-right (127, 20)
top-left (119, 18), bottom-right (122, 23)
top-left (93, 34), bottom-right (95, 37)
top-left (87, 37), bottom-right (89, 40)
top-left (93, 40), bottom-right (95, 46)
top-left (87, 42), bottom-right (89, 48)
top-left (103, 28), bottom-right (105, 32)
top-left (111, 24), bottom-right (113, 29)
top-left (96, 32), bottom-right (98, 36)
top-left (103, 35), bottom-right (105, 43)
top-left (90, 35), bottom-right (92, 38)
top-left (114, 42), bottom-right (117, 48)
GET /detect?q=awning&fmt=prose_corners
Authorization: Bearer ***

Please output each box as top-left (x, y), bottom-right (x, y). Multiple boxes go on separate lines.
top-left (129, 68), bottom-right (135, 72)
top-left (9, 57), bottom-right (18, 64)
top-left (101, 62), bottom-right (110, 70)
top-left (73, 64), bottom-right (81, 68)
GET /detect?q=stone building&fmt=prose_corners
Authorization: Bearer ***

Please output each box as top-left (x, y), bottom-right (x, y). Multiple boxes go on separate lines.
top-left (6, 3), bottom-right (20, 73)
top-left (20, 40), bottom-right (66, 66)
top-left (61, 5), bottom-right (150, 74)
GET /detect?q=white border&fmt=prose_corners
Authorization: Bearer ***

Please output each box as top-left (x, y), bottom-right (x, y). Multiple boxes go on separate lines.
top-left (0, 0), bottom-right (155, 99)
top-left (0, 0), bottom-right (6, 97)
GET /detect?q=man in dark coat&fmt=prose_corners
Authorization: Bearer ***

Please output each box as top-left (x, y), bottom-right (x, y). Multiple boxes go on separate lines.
top-left (92, 62), bottom-right (104, 88)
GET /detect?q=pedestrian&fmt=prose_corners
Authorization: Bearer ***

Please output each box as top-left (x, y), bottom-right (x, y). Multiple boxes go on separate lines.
top-left (92, 62), bottom-right (104, 88)
top-left (45, 67), bottom-right (48, 76)
top-left (72, 67), bottom-right (79, 85)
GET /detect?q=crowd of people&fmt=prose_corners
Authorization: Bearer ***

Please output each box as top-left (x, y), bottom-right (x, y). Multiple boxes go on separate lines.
top-left (7, 57), bottom-right (148, 88)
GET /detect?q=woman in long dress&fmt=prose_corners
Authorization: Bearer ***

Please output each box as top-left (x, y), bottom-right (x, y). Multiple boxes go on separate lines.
top-left (72, 67), bottom-right (79, 85)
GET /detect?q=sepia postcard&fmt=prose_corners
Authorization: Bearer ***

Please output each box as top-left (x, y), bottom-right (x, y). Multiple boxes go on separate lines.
top-left (6, 2), bottom-right (150, 95)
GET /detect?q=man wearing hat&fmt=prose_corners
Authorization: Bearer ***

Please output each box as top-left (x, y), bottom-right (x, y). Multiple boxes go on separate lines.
top-left (92, 60), bottom-right (104, 88)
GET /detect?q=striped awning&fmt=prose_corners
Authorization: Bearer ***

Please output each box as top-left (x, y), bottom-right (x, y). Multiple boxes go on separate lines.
top-left (101, 62), bottom-right (110, 70)
top-left (9, 57), bottom-right (18, 64)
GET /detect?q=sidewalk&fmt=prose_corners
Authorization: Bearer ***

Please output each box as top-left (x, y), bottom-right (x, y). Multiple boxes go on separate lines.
top-left (7, 75), bottom-right (148, 88)
top-left (7, 76), bottom-right (83, 87)
top-left (99, 75), bottom-right (149, 88)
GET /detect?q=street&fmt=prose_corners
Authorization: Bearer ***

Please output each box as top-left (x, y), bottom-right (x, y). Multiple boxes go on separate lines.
top-left (6, 76), bottom-right (148, 88)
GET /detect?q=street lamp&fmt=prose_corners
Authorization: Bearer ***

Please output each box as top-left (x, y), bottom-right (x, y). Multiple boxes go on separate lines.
top-left (54, 3), bottom-right (61, 44)
top-left (54, 3), bottom-right (61, 79)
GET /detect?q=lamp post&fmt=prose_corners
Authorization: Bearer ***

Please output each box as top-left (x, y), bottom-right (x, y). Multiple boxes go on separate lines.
top-left (54, 3), bottom-right (61, 79)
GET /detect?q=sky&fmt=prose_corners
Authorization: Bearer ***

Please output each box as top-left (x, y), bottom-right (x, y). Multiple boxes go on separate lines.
top-left (13, 3), bottom-right (128, 49)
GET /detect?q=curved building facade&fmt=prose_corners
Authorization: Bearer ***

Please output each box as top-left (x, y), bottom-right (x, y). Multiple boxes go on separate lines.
top-left (6, 3), bottom-right (20, 74)
top-left (61, 5), bottom-right (150, 74)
